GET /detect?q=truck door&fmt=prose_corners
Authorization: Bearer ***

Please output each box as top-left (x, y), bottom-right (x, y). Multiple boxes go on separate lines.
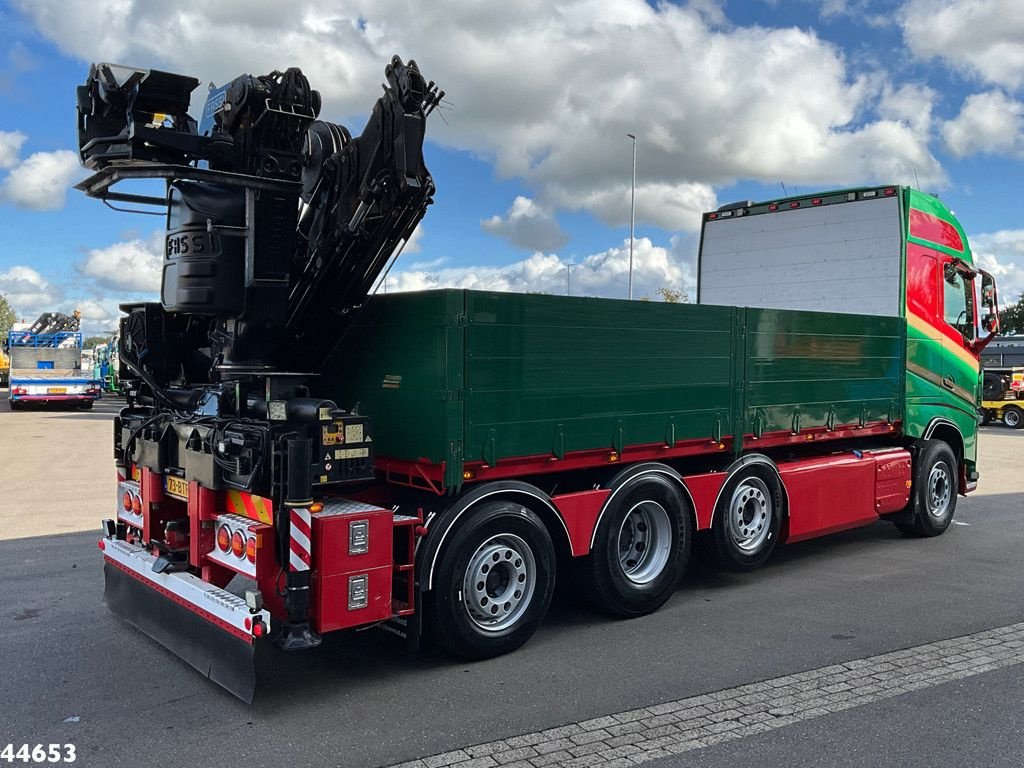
top-left (938, 257), bottom-right (980, 413)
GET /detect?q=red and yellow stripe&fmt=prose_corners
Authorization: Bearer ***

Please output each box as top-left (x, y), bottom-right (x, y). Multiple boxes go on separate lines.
top-left (225, 489), bottom-right (274, 525)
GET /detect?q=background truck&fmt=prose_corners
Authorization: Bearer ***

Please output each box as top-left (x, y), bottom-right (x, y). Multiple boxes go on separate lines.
top-left (7, 312), bottom-right (102, 410)
top-left (980, 367), bottom-right (1023, 427)
top-left (91, 335), bottom-right (121, 393)
top-left (76, 56), bottom-right (999, 702)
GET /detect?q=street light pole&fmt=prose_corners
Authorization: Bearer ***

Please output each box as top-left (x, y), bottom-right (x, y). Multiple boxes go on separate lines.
top-left (626, 133), bottom-right (637, 300)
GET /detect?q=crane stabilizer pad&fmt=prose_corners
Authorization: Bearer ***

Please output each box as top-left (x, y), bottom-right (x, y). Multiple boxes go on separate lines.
top-left (103, 562), bottom-right (257, 702)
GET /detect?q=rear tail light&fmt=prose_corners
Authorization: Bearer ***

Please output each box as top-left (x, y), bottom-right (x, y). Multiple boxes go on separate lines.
top-left (812, 198), bottom-right (822, 206)
top-left (231, 530), bottom-right (245, 558)
top-left (217, 525), bottom-right (231, 552)
top-left (768, 203), bottom-right (779, 211)
top-left (883, 188), bottom-right (896, 196)
top-left (789, 201), bottom-right (800, 209)
top-left (246, 536), bottom-right (257, 564)
top-left (252, 620), bottom-right (267, 638)
top-left (131, 494), bottom-right (142, 515)
top-left (122, 492), bottom-right (132, 512)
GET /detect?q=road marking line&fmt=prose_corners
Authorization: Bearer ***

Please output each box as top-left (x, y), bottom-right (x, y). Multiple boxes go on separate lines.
top-left (385, 622), bottom-right (1024, 768)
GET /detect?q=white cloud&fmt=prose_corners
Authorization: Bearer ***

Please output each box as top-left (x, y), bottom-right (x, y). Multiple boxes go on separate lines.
top-left (1, 149), bottom-right (79, 210)
top-left (70, 298), bottom-right (120, 334)
top-left (387, 236), bottom-right (693, 301)
top-left (481, 196), bottom-right (569, 251)
top-left (942, 91), bottom-right (1024, 158)
top-left (0, 130), bottom-right (26, 169)
top-left (971, 230), bottom-right (1024, 305)
top-left (877, 83), bottom-right (937, 135)
top-left (16, 0), bottom-right (946, 225)
top-left (901, 0), bottom-right (1024, 91)
top-left (77, 231), bottom-right (163, 292)
top-left (0, 265), bottom-right (62, 321)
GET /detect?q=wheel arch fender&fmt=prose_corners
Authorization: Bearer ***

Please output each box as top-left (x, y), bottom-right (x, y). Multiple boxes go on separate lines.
top-left (708, 453), bottom-right (789, 530)
top-left (589, 462), bottom-right (697, 550)
top-left (919, 418), bottom-right (967, 493)
top-left (417, 481), bottom-right (571, 592)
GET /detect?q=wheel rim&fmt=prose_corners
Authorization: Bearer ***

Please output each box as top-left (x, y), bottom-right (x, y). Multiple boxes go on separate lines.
top-left (616, 501), bottom-right (673, 585)
top-left (463, 533), bottom-right (536, 632)
top-left (1006, 410), bottom-right (1020, 427)
top-left (726, 477), bottom-right (773, 553)
top-left (927, 462), bottom-right (952, 518)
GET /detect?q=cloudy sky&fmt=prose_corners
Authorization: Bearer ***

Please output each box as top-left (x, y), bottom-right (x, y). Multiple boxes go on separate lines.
top-left (0, 0), bottom-right (1022, 332)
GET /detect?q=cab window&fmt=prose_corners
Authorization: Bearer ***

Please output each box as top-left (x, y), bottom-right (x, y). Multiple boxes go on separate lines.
top-left (943, 265), bottom-right (975, 341)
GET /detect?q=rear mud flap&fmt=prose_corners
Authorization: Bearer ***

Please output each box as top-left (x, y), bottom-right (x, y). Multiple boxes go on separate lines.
top-left (104, 562), bottom-right (257, 702)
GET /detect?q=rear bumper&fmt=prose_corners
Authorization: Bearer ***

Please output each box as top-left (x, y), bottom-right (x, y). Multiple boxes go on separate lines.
top-left (10, 394), bottom-right (97, 401)
top-left (101, 537), bottom-right (270, 643)
top-left (101, 537), bottom-right (271, 702)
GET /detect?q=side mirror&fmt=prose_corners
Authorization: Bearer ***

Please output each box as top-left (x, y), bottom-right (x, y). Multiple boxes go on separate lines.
top-left (972, 270), bottom-right (1000, 353)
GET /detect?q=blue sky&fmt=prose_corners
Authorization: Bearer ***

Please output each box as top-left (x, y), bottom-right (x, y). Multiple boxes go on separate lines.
top-left (0, 0), bottom-right (1022, 332)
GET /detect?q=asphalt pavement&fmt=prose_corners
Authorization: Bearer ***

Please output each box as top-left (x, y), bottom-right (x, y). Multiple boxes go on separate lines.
top-left (1, 395), bottom-right (1022, 767)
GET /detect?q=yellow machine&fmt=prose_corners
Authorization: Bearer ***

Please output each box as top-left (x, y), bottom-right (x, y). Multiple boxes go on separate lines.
top-left (981, 368), bottom-right (1024, 428)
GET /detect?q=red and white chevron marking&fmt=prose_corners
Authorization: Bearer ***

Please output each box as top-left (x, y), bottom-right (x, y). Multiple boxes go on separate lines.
top-left (289, 506), bottom-right (312, 572)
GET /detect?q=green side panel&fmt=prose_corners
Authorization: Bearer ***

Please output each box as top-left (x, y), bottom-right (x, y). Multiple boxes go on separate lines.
top-left (462, 292), bottom-right (736, 464)
top-left (320, 289), bottom-right (465, 468)
top-left (743, 308), bottom-right (904, 436)
top-left (904, 322), bottom-right (979, 464)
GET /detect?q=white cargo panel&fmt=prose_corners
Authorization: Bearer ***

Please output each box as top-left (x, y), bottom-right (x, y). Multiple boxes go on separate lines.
top-left (697, 196), bottom-right (901, 317)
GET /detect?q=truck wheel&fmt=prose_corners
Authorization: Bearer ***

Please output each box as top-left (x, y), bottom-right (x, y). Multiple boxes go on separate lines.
top-left (1003, 405), bottom-right (1023, 429)
top-left (9, 400), bottom-right (21, 411)
top-left (711, 465), bottom-right (783, 571)
top-left (897, 440), bottom-right (958, 537)
top-left (586, 474), bottom-right (692, 618)
top-left (428, 501), bottom-right (555, 660)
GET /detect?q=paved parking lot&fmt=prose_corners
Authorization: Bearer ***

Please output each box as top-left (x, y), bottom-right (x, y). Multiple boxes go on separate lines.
top-left (1, 393), bottom-right (1021, 767)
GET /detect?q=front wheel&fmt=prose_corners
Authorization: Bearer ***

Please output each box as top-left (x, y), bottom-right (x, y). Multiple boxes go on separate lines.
top-left (1003, 405), bottom-right (1023, 429)
top-left (897, 439), bottom-right (958, 537)
top-left (428, 501), bottom-right (555, 660)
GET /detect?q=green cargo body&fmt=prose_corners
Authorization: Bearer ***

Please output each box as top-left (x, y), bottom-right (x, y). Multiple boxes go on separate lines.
top-left (323, 289), bottom-right (904, 491)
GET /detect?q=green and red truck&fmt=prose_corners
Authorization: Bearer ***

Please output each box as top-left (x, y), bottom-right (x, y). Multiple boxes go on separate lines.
top-left (77, 57), bottom-right (999, 701)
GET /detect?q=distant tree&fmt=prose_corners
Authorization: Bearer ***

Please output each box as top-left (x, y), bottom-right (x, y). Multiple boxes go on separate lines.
top-left (0, 295), bottom-right (14, 340)
top-left (83, 335), bottom-right (111, 349)
top-left (998, 292), bottom-right (1024, 335)
top-left (656, 287), bottom-right (690, 304)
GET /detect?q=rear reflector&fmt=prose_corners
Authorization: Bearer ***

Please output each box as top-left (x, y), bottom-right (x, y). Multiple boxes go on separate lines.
top-left (231, 530), bottom-right (245, 558)
top-left (217, 525), bottom-right (231, 553)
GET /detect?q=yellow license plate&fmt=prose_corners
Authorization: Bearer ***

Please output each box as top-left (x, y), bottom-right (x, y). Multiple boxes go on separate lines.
top-left (47, 387), bottom-right (67, 394)
top-left (165, 475), bottom-right (189, 500)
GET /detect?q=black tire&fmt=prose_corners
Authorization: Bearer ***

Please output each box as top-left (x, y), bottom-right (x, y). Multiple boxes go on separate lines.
top-left (428, 501), bottom-right (555, 660)
top-left (898, 439), bottom-right (958, 537)
top-left (1003, 405), bottom-right (1023, 429)
top-left (586, 473), bottom-right (692, 618)
top-left (711, 463), bottom-right (784, 571)
top-left (79, 401), bottom-right (94, 411)
top-left (9, 400), bottom-right (21, 411)
top-left (983, 372), bottom-right (1005, 401)
top-left (978, 409), bottom-right (991, 426)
